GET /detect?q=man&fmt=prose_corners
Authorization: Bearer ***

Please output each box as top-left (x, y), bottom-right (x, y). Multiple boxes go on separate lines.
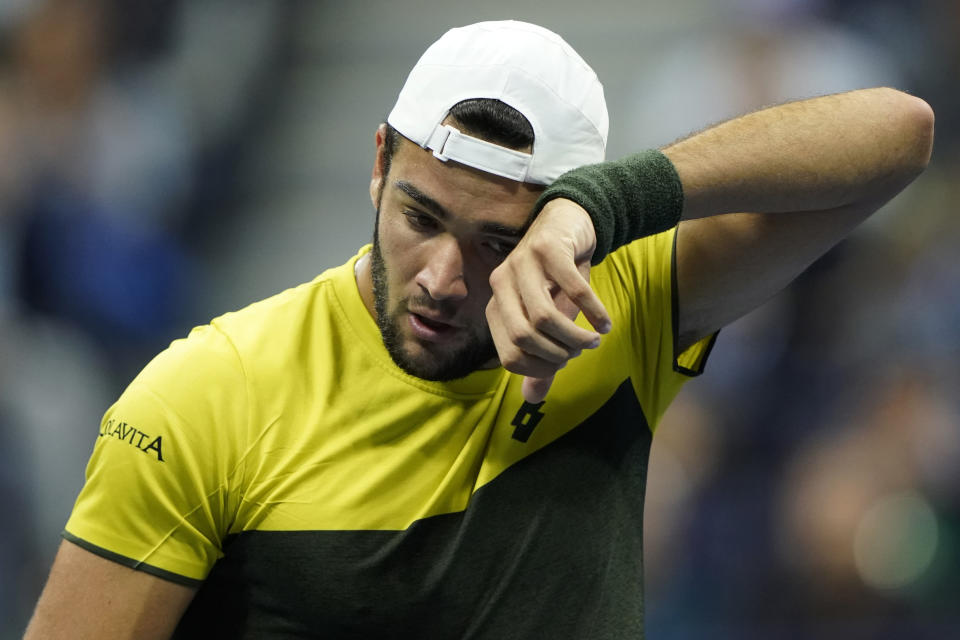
top-left (25, 20), bottom-right (933, 639)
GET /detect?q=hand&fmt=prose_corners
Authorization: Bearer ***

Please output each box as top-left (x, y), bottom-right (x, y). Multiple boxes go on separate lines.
top-left (486, 198), bottom-right (612, 403)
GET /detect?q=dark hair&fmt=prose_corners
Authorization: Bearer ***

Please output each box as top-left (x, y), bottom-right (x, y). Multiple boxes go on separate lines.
top-left (381, 98), bottom-right (534, 179)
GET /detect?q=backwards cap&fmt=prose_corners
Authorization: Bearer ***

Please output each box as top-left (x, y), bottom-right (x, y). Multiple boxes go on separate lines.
top-left (387, 20), bottom-right (608, 185)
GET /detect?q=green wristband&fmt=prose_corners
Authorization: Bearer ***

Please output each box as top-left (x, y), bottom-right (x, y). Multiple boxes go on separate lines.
top-left (532, 149), bottom-right (684, 265)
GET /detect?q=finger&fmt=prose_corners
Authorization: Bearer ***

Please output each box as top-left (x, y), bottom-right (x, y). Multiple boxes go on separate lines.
top-left (522, 375), bottom-right (554, 404)
top-left (492, 331), bottom-right (574, 377)
top-left (541, 249), bottom-right (612, 334)
top-left (512, 257), bottom-right (604, 351)
top-left (493, 332), bottom-right (570, 379)
top-left (488, 276), bottom-right (574, 364)
top-left (490, 259), bottom-right (589, 361)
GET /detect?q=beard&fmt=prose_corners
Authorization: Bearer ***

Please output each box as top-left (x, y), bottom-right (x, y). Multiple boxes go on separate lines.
top-left (370, 220), bottom-right (498, 381)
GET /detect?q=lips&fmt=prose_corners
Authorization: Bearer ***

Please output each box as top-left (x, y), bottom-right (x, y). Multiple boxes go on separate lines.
top-left (414, 314), bottom-right (452, 330)
top-left (408, 310), bottom-right (460, 342)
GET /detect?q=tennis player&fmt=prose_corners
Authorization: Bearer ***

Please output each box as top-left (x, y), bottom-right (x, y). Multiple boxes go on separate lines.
top-left (25, 20), bottom-right (933, 639)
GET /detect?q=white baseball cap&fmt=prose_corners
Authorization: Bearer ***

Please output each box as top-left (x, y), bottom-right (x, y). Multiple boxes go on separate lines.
top-left (387, 20), bottom-right (608, 185)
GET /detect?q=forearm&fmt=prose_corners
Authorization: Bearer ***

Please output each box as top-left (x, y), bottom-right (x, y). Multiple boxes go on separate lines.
top-left (664, 87), bottom-right (935, 219)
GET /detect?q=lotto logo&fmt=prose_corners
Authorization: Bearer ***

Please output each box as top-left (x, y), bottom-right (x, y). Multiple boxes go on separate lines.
top-left (510, 402), bottom-right (546, 443)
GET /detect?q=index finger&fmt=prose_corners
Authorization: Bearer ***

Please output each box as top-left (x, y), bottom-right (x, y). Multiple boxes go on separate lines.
top-left (541, 249), bottom-right (612, 334)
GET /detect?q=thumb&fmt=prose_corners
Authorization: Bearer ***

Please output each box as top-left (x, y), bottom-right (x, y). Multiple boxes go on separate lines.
top-left (522, 375), bottom-right (554, 404)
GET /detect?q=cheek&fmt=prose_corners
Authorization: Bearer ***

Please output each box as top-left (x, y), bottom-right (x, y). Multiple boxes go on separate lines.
top-left (378, 216), bottom-right (423, 290)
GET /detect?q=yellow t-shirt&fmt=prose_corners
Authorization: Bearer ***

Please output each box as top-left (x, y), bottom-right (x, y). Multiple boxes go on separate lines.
top-left (64, 229), bottom-right (713, 638)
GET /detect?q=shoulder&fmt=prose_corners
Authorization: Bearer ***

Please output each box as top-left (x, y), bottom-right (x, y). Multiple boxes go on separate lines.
top-left (123, 270), bottom-right (338, 430)
top-left (210, 257), bottom-right (358, 364)
top-left (212, 272), bottom-right (335, 348)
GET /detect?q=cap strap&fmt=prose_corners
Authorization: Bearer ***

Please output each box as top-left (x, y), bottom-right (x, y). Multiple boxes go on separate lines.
top-left (424, 124), bottom-right (534, 182)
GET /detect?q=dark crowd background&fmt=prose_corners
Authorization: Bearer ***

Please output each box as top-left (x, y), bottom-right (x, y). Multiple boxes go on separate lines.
top-left (1, 1), bottom-right (957, 638)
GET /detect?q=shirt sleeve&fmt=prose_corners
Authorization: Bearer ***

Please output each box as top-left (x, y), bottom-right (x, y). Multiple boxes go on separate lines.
top-left (63, 323), bottom-right (249, 585)
top-left (591, 227), bottom-right (716, 432)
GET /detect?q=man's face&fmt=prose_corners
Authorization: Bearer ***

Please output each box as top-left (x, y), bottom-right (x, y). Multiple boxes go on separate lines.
top-left (366, 125), bottom-right (543, 381)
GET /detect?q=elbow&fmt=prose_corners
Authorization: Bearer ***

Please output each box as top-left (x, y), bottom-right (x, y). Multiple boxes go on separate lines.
top-left (890, 89), bottom-right (935, 176)
top-left (907, 93), bottom-right (935, 172)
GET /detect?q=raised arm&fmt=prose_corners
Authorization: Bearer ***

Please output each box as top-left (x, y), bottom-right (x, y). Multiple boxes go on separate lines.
top-left (668, 87), bottom-right (934, 221)
top-left (487, 87), bottom-right (933, 401)
top-left (668, 87), bottom-right (934, 349)
top-left (24, 539), bottom-right (196, 640)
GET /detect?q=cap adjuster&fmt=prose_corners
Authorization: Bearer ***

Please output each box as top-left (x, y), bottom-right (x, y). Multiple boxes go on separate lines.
top-left (424, 124), bottom-right (532, 182)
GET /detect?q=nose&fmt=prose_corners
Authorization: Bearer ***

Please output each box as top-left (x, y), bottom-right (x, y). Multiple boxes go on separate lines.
top-left (415, 236), bottom-right (468, 301)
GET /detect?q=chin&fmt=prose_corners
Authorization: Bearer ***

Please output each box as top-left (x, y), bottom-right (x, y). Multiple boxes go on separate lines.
top-left (389, 338), bottom-right (489, 382)
top-left (398, 344), bottom-right (466, 380)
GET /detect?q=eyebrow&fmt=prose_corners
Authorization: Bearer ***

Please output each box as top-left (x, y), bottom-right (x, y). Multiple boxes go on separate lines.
top-left (394, 180), bottom-right (525, 238)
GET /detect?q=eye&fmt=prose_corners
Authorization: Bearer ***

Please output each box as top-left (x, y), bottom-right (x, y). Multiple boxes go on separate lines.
top-left (403, 210), bottom-right (438, 232)
top-left (483, 237), bottom-right (516, 258)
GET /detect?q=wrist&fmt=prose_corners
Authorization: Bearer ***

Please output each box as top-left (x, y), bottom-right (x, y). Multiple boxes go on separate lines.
top-left (532, 149), bottom-right (684, 264)
top-left (534, 198), bottom-right (597, 261)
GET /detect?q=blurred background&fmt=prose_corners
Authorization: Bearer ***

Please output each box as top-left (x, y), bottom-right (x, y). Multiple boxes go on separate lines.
top-left (0, 0), bottom-right (957, 637)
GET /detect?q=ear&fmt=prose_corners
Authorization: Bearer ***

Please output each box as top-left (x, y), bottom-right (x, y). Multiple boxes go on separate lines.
top-left (369, 123), bottom-right (389, 209)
